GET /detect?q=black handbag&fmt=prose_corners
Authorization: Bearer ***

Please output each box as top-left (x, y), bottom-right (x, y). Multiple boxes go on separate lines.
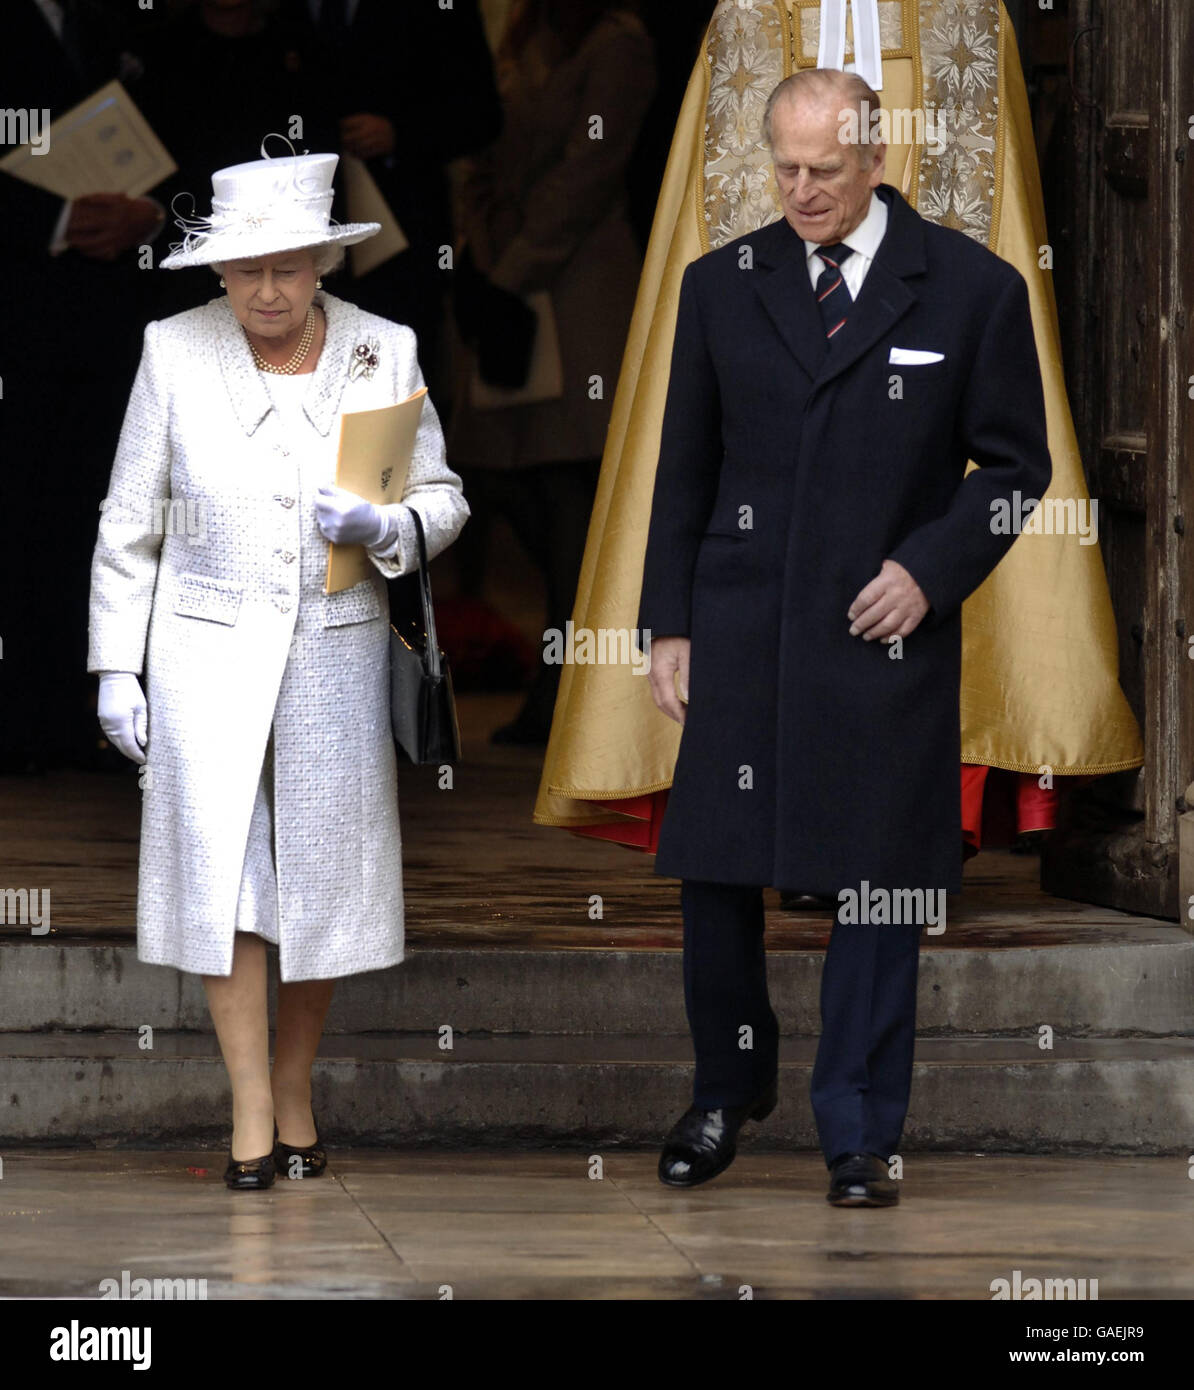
top-left (389, 509), bottom-right (461, 765)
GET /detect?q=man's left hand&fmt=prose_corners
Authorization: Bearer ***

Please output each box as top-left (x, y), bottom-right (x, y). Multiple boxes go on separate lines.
top-left (66, 194), bottom-right (163, 260)
top-left (848, 559), bottom-right (929, 642)
top-left (340, 113), bottom-right (396, 160)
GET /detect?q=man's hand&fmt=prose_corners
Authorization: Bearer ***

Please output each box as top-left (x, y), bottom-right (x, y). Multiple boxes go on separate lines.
top-left (340, 113), bottom-right (396, 160)
top-left (66, 194), bottom-right (162, 260)
top-left (648, 636), bottom-right (691, 724)
top-left (848, 559), bottom-right (930, 641)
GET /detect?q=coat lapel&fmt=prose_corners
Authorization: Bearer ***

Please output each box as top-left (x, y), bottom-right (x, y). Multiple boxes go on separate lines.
top-left (753, 184), bottom-right (927, 390)
top-left (212, 289), bottom-right (356, 438)
top-left (301, 291), bottom-right (356, 438)
top-left (753, 218), bottom-right (827, 384)
top-left (213, 296), bottom-right (273, 436)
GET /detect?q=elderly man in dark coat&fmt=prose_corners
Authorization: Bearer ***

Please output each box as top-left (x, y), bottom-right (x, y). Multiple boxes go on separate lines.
top-left (637, 67), bottom-right (1052, 1205)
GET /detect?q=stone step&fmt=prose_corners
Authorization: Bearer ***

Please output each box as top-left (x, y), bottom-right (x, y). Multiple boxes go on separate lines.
top-left (3, 1031), bottom-right (1192, 1152)
top-left (3, 934), bottom-right (1192, 1038)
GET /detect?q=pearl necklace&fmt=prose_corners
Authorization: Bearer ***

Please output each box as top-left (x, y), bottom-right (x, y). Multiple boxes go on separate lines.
top-left (248, 306), bottom-right (316, 374)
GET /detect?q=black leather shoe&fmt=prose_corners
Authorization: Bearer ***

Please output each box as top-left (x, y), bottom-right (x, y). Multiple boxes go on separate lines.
top-left (658, 1078), bottom-right (778, 1188)
top-left (778, 891), bottom-right (838, 911)
top-left (274, 1122), bottom-right (327, 1179)
top-left (826, 1153), bottom-right (899, 1207)
top-left (223, 1152), bottom-right (276, 1191)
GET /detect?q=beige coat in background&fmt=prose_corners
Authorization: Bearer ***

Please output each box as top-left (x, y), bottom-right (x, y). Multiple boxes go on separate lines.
top-left (451, 10), bottom-right (657, 467)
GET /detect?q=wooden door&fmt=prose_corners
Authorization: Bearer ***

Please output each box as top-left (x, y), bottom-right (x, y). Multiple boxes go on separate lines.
top-left (1041, 0), bottom-right (1194, 922)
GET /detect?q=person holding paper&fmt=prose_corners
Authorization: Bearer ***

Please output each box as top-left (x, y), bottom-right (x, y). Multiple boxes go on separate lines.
top-left (0, 0), bottom-right (170, 772)
top-left (87, 146), bottom-right (469, 1190)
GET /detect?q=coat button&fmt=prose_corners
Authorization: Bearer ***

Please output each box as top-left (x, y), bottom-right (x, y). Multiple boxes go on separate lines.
top-left (282, 552), bottom-right (295, 563)
top-left (276, 600), bottom-right (291, 613)
top-left (280, 496), bottom-right (295, 508)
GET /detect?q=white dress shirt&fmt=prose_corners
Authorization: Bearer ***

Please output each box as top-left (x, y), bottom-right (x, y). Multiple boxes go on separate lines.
top-left (33, 0), bottom-right (71, 253)
top-left (307, 0), bottom-right (364, 23)
top-left (803, 190), bottom-right (889, 299)
top-left (31, 0), bottom-right (64, 38)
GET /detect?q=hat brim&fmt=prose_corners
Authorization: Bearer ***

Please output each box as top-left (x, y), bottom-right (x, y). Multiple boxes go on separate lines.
top-left (159, 222), bottom-right (382, 270)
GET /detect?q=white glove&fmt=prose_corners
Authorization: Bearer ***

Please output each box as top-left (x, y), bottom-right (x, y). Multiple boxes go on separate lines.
top-left (98, 672), bottom-right (148, 764)
top-left (314, 485), bottom-right (395, 549)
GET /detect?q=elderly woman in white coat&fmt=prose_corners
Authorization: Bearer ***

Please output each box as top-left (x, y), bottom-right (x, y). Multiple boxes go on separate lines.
top-left (88, 149), bottom-right (468, 1189)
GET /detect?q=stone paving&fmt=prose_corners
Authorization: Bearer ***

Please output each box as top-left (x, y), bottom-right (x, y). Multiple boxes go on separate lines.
top-left (2, 1150), bottom-right (1189, 1300)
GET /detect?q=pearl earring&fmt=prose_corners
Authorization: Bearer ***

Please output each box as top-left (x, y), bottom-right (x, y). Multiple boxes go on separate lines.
top-left (219, 277), bottom-right (226, 288)
top-left (316, 279), bottom-right (323, 288)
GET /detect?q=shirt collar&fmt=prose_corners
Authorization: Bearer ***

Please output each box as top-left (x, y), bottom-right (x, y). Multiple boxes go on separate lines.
top-left (803, 190), bottom-right (889, 268)
top-left (32, 0), bottom-right (65, 39)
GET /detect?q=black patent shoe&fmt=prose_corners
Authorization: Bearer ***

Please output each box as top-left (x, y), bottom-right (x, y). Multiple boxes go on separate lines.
top-left (826, 1153), bottom-right (900, 1207)
top-left (223, 1151), bottom-right (276, 1191)
top-left (274, 1122), bottom-right (327, 1179)
top-left (778, 891), bottom-right (838, 911)
top-left (658, 1077), bottom-right (778, 1188)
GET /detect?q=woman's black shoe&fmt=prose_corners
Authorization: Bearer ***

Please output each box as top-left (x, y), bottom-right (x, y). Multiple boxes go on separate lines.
top-left (223, 1152), bottom-right (276, 1190)
top-left (658, 1077), bottom-right (778, 1188)
top-left (273, 1122), bottom-right (328, 1179)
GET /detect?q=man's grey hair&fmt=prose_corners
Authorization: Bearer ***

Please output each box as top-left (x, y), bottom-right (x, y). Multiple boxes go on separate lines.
top-left (762, 67), bottom-right (883, 162)
top-left (209, 242), bottom-right (347, 278)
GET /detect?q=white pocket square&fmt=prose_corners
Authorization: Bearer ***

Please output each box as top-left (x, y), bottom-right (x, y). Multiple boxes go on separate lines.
top-left (889, 347), bottom-right (945, 364)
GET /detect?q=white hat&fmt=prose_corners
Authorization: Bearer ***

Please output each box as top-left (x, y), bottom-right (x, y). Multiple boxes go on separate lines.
top-left (160, 143), bottom-right (380, 270)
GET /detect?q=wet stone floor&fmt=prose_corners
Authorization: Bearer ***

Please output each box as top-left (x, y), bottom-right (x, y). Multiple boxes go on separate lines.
top-left (1, 1149), bottom-right (1190, 1300)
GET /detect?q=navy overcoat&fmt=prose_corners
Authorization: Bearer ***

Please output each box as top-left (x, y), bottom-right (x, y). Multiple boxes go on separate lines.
top-left (637, 183), bottom-right (1052, 895)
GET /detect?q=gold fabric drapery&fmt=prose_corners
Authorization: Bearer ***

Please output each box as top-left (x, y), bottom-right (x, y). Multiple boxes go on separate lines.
top-left (533, 0), bottom-right (1142, 837)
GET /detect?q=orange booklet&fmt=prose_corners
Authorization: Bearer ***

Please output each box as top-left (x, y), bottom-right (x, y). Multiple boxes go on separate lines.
top-left (324, 387), bottom-right (427, 594)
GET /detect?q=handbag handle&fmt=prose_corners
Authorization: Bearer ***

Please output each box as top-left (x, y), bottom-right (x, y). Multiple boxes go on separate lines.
top-left (407, 506), bottom-right (443, 680)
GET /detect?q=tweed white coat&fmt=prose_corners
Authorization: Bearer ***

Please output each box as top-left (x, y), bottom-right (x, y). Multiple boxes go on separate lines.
top-left (87, 291), bottom-right (469, 980)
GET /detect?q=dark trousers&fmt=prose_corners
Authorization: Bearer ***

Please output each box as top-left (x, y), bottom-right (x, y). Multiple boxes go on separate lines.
top-left (681, 879), bottom-right (922, 1167)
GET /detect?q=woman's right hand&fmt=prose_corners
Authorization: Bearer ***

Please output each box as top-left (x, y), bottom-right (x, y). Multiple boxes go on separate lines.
top-left (98, 672), bottom-right (148, 764)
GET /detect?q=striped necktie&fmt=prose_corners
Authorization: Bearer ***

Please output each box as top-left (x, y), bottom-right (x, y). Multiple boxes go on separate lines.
top-left (814, 242), bottom-right (855, 341)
